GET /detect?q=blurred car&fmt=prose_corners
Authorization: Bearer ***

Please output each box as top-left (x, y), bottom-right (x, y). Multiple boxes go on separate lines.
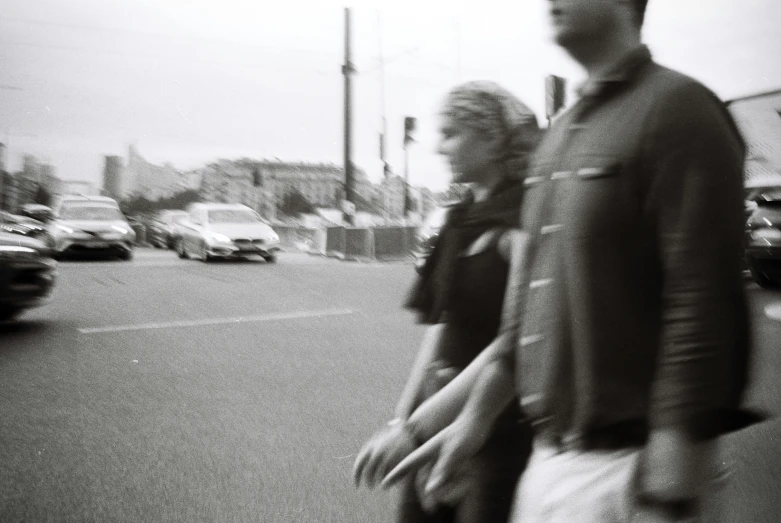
top-left (46, 204), bottom-right (136, 260)
top-left (52, 195), bottom-right (119, 215)
top-left (413, 206), bottom-right (448, 273)
top-left (175, 203), bottom-right (280, 262)
top-left (0, 231), bottom-right (57, 321)
top-left (0, 211), bottom-right (47, 239)
top-left (19, 203), bottom-right (54, 224)
top-left (147, 210), bottom-right (189, 249)
top-left (745, 186), bottom-right (781, 288)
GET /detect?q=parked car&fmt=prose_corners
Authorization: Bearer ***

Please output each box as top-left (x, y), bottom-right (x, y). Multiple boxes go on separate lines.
top-left (0, 211), bottom-right (47, 239)
top-left (52, 195), bottom-right (119, 215)
top-left (45, 204), bottom-right (136, 260)
top-left (147, 210), bottom-right (189, 249)
top-left (19, 203), bottom-right (54, 224)
top-left (745, 186), bottom-right (781, 288)
top-left (175, 203), bottom-right (280, 262)
top-left (0, 230), bottom-right (57, 321)
top-left (412, 206), bottom-right (448, 273)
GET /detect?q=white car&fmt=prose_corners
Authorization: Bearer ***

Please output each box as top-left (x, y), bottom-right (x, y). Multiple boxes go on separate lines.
top-left (52, 195), bottom-right (120, 215)
top-left (46, 204), bottom-right (136, 260)
top-left (176, 203), bottom-right (280, 262)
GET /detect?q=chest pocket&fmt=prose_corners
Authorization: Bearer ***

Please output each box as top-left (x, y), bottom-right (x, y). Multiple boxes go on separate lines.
top-left (460, 228), bottom-right (502, 258)
top-left (566, 155), bottom-right (627, 238)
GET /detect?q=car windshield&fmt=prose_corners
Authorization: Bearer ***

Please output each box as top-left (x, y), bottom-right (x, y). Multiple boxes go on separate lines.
top-left (207, 210), bottom-right (260, 223)
top-left (60, 206), bottom-right (125, 221)
top-left (165, 212), bottom-right (189, 224)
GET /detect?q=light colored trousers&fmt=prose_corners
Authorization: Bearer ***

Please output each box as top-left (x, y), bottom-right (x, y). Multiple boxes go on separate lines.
top-left (510, 441), bottom-right (726, 523)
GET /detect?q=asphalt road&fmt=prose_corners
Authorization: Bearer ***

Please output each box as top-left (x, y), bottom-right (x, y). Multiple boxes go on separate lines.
top-left (1, 249), bottom-right (780, 522)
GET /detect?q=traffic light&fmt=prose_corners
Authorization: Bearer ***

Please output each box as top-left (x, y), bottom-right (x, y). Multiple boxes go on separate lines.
top-left (404, 116), bottom-right (416, 146)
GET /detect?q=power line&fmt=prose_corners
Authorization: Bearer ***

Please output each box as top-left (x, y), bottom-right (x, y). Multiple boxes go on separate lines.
top-left (0, 15), bottom-right (339, 60)
top-left (356, 45), bottom-right (423, 74)
top-left (0, 39), bottom-right (337, 77)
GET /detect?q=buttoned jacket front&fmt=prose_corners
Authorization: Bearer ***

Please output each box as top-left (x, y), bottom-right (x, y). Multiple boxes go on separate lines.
top-left (503, 47), bottom-right (751, 442)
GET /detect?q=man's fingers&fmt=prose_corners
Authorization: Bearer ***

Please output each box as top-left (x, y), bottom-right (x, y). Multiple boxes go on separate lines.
top-left (362, 448), bottom-right (384, 489)
top-left (381, 431), bottom-right (443, 488)
top-left (370, 453), bottom-right (391, 488)
top-left (424, 441), bottom-right (459, 493)
top-left (352, 443), bottom-right (375, 487)
top-left (352, 449), bottom-right (368, 487)
top-left (427, 473), bottom-right (471, 508)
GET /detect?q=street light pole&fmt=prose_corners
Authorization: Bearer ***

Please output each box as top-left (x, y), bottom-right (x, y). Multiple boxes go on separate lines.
top-left (403, 117), bottom-right (416, 219)
top-left (342, 7), bottom-right (356, 225)
top-left (403, 142), bottom-right (409, 218)
top-left (0, 85), bottom-right (24, 211)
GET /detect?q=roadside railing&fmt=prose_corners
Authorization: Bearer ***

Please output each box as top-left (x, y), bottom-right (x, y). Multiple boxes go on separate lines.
top-left (274, 225), bottom-right (417, 262)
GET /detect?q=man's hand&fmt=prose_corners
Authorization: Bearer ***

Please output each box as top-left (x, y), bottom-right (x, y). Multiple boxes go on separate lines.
top-left (629, 428), bottom-right (716, 522)
top-left (352, 422), bottom-right (418, 489)
top-left (641, 428), bottom-right (709, 498)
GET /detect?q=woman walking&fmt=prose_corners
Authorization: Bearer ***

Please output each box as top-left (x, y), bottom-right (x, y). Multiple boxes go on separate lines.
top-left (353, 81), bottom-right (539, 523)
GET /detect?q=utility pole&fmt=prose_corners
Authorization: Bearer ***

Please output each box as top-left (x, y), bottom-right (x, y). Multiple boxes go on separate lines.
top-left (403, 116), bottom-right (416, 218)
top-left (377, 10), bottom-right (390, 182)
top-left (342, 7), bottom-right (356, 225)
top-left (0, 86), bottom-right (23, 211)
top-left (0, 142), bottom-right (7, 211)
top-left (377, 10), bottom-right (393, 222)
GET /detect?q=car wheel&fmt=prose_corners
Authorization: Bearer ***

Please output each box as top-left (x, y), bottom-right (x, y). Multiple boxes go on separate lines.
top-left (199, 241), bottom-right (211, 263)
top-left (177, 239), bottom-right (188, 259)
top-left (749, 260), bottom-right (779, 289)
top-left (119, 249), bottom-right (134, 261)
top-left (0, 306), bottom-right (21, 322)
top-left (44, 234), bottom-right (60, 259)
top-left (263, 254), bottom-right (277, 264)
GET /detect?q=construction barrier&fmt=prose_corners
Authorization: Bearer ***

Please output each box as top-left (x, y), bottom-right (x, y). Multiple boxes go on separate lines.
top-left (271, 226), bottom-right (322, 254)
top-left (269, 224), bottom-right (418, 261)
top-left (130, 223), bottom-right (147, 246)
top-left (307, 228), bottom-right (328, 255)
top-left (344, 228), bottom-right (374, 260)
top-left (271, 225), bottom-right (298, 249)
top-left (373, 226), bottom-right (417, 260)
top-left (325, 227), bottom-right (346, 258)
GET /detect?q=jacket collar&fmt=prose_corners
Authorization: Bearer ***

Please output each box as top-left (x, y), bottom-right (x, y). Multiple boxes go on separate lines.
top-left (576, 45), bottom-right (653, 99)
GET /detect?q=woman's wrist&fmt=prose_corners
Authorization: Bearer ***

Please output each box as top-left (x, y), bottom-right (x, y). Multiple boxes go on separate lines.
top-left (389, 416), bottom-right (424, 447)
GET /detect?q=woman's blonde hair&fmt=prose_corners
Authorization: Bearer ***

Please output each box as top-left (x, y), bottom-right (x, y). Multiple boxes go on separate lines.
top-left (441, 81), bottom-right (540, 179)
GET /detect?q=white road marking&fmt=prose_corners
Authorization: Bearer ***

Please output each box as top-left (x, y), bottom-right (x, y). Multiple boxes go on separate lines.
top-left (765, 303), bottom-right (781, 322)
top-left (78, 308), bottom-right (356, 334)
top-left (61, 261), bottom-right (185, 268)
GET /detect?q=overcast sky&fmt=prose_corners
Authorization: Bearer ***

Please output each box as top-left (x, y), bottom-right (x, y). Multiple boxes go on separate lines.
top-left (2, 0), bottom-right (780, 191)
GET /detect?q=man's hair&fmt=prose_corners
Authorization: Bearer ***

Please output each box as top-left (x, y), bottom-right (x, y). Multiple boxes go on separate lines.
top-left (632, 0), bottom-right (649, 26)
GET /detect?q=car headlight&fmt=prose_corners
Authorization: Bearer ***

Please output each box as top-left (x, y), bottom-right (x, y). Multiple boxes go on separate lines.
top-left (0, 245), bottom-right (39, 260)
top-left (55, 224), bottom-right (75, 234)
top-left (268, 233), bottom-right (279, 242)
top-left (0, 245), bottom-right (37, 254)
top-left (112, 225), bottom-right (130, 235)
top-left (210, 232), bottom-right (232, 243)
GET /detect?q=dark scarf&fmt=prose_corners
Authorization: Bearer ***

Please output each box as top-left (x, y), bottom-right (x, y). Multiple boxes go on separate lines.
top-left (406, 178), bottom-right (524, 324)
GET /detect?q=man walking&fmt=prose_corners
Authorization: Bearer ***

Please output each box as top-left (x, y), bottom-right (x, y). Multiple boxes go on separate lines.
top-left (382, 1), bottom-right (756, 521)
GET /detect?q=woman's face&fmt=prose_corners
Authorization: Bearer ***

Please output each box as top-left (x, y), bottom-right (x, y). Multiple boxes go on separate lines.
top-left (437, 114), bottom-right (499, 184)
